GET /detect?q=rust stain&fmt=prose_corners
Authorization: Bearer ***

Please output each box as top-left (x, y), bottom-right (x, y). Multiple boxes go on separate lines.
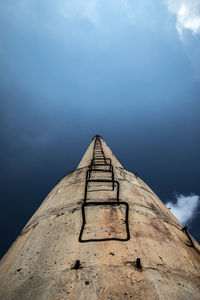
top-left (150, 219), bottom-right (174, 242)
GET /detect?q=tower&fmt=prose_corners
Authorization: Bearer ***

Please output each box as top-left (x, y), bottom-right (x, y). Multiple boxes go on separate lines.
top-left (0, 136), bottom-right (200, 299)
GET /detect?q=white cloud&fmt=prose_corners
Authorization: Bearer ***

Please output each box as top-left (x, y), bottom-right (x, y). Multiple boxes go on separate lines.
top-left (166, 193), bottom-right (199, 224)
top-left (167, 0), bottom-right (200, 38)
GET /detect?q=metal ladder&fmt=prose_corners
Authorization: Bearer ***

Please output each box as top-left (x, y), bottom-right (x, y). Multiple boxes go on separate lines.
top-left (79, 135), bottom-right (130, 242)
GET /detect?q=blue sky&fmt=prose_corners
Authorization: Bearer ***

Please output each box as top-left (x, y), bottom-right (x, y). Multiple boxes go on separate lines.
top-left (0, 0), bottom-right (200, 257)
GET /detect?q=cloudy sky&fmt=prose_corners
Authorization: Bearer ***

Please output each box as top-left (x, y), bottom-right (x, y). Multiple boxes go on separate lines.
top-left (0, 0), bottom-right (200, 258)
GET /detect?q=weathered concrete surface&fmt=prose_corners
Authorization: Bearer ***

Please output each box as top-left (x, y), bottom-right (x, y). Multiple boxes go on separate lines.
top-left (0, 136), bottom-right (200, 299)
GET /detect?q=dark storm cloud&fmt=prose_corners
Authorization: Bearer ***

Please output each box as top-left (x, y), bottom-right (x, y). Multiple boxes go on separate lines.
top-left (0, 0), bottom-right (200, 257)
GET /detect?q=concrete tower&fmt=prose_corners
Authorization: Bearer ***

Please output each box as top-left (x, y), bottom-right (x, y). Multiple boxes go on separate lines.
top-left (0, 136), bottom-right (200, 299)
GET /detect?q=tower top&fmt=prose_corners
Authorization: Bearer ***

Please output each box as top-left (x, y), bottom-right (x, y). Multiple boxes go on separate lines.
top-left (92, 135), bottom-right (102, 140)
top-left (77, 135), bottom-right (123, 169)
